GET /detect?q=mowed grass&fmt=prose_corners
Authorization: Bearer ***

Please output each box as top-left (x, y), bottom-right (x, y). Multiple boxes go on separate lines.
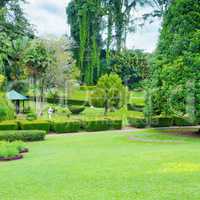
top-left (1, 129), bottom-right (200, 200)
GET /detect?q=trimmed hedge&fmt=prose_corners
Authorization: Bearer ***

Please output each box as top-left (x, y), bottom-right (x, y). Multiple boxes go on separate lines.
top-left (173, 117), bottom-right (196, 126)
top-left (151, 116), bottom-right (173, 127)
top-left (106, 117), bottom-right (123, 130)
top-left (51, 120), bottom-right (81, 133)
top-left (0, 130), bottom-right (46, 142)
top-left (82, 119), bottom-right (111, 132)
top-left (0, 121), bottom-right (18, 130)
top-left (128, 117), bottom-right (146, 128)
top-left (19, 120), bottom-right (50, 132)
top-left (68, 106), bottom-right (85, 115)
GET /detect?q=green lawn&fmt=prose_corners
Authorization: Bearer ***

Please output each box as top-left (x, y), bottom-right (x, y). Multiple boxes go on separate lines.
top-left (1, 129), bottom-right (200, 199)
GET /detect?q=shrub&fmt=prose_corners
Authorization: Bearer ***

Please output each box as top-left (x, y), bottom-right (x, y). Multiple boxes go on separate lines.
top-left (19, 120), bottom-right (50, 132)
top-left (173, 116), bottom-right (196, 126)
top-left (151, 116), bottom-right (173, 127)
top-left (51, 120), bottom-right (81, 133)
top-left (0, 130), bottom-right (46, 142)
top-left (68, 105), bottom-right (85, 115)
top-left (0, 141), bottom-right (19, 159)
top-left (0, 121), bottom-right (18, 130)
top-left (0, 93), bottom-right (15, 121)
top-left (128, 117), bottom-right (146, 128)
top-left (12, 141), bottom-right (28, 152)
top-left (106, 117), bottom-right (123, 130)
top-left (82, 118), bottom-right (111, 132)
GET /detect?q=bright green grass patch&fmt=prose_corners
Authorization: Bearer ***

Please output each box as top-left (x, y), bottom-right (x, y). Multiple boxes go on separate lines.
top-left (1, 129), bottom-right (200, 199)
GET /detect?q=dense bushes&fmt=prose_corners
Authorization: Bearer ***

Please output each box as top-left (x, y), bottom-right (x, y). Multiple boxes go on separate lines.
top-left (0, 130), bottom-right (46, 142)
top-left (173, 117), bottom-right (196, 126)
top-left (0, 121), bottom-right (18, 130)
top-left (51, 120), bottom-right (81, 133)
top-left (19, 120), bottom-right (50, 132)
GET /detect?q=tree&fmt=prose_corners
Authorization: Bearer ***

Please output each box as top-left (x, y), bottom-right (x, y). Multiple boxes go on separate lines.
top-left (23, 39), bottom-right (55, 114)
top-left (91, 73), bottom-right (126, 114)
top-left (111, 49), bottom-right (149, 88)
top-left (148, 0), bottom-right (200, 120)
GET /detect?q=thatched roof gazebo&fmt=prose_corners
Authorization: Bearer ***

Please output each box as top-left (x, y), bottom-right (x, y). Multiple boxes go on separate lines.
top-left (6, 90), bottom-right (28, 114)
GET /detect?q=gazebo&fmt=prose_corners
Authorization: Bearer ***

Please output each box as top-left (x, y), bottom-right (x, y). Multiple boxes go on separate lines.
top-left (6, 90), bottom-right (28, 114)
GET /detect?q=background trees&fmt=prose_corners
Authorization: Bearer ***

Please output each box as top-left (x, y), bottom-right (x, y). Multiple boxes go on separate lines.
top-left (148, 0), bottom-right (200, 119)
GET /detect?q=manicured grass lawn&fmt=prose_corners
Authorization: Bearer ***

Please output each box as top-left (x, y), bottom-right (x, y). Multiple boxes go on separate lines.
top-left (1, 129), bottom-right (200, 199)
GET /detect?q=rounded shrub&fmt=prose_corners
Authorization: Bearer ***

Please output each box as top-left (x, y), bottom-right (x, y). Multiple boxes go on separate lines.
top-left (68, 105), bottom-right (85, 115)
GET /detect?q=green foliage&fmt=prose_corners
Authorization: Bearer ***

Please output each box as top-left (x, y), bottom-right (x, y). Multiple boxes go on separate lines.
top-left (0, 93), bottom-right (15, 121)
top-left (82, 118), bottom-right (111, 132)
top-left (151, 116), bottom-right (173, 127)
top-left (0, 130), bottom-right (46, 142)
top-left (148, 0), bottom-right (200, 118)
top-left (173, 116), bottom-right (196, 126)
top-left (0, 141), bottom-right (19, 159)
top-left (0, 121), bottom-right (18, 130)
top-left (26, 112), bottom-right (37, 121)
top-left (12, 140), bottom-right (28, 152)
top-left (19, 120), bottom-right (50, 133)
top-left (111, 50), bottom-right (149, 88)
top-left (68, 105), bottom-right (85, 115)
top-left (91, 73), bottom-right (126, 113)
top-left (128, 116), bottom-right (146, 128)
top-left (51, 120), bottom-right (81, 133)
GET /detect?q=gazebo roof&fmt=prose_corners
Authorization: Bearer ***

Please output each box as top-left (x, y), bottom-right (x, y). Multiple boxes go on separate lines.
top-left (6, 90), bottom-right (28, 100)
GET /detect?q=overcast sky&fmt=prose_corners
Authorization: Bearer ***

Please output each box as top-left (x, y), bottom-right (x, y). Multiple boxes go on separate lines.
top-left (23, 0), bottom-right (161, 53)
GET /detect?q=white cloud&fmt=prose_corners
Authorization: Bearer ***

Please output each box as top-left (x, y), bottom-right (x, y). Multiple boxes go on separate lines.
top-left (23, 0), bottom-right (161, 52)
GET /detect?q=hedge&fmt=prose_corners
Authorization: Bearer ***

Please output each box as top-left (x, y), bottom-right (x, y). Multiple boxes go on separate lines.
top-left (173, 117), bottom-right (196, 126)
top-left (128, 117), bottom-right (146, 128)
top-left (106, 117), bottom-right (123, 130)
top-left (0, 121), bottom-right (18, 130)
top-left (51, 120), bottom-right (81, 133)
top-left (0, 130), bottom-right (46, 142)
top-left (82, 119), bottom-right (111, 132)
top-left (19, 120), bottom-right (50, 133)
top-left (151, 116), bottom-right (173, 127)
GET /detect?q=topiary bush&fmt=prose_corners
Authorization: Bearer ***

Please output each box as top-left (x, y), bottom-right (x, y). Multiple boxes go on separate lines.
top-left (12, 141), bottom-right (28, 153)
top-left (0, 130), bottom-right (46, 142)
top-left (51, 120), bottom-right (81, 133)
top-left (68, 105), bottom-right (85, 115)
top-left (19, 120), bottom-right (50, 133)
top-left (0, 121), bottom-right (18, 130)
top-left (128, 117), bottom-right (146, 128)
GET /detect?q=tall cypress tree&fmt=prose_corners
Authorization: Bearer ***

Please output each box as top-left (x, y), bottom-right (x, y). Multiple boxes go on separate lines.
top-left (149, 0), bottom-right (200, 119)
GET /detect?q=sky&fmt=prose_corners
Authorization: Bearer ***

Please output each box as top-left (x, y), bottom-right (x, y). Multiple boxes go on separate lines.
top-left (23, 0), bottom-right (161, 53)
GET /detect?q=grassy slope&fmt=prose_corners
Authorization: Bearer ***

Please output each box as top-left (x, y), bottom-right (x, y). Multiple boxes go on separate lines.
top-left (1, 130), bottom-right (200, 199)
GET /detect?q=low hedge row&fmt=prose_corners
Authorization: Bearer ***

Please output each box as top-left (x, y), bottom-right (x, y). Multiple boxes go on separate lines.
top-left (51, 120), bottom-right (81, 133)
top-left (0, 121), bottom-right (18, 130)
top-left (51, 118), bottom-right (123, 133)
top-left (19, 120), bottom-right (50, 132)
top-left (0, 130), bottom-right (46, 142)
top-left (128, 116), bottom-right (197, 128)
